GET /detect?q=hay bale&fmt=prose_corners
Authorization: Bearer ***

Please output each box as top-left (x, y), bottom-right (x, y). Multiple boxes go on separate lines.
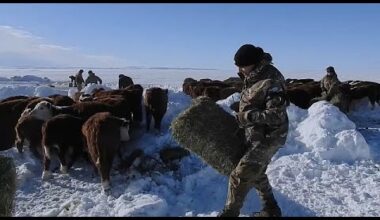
top-left (0, 156), bottom-right (16, 217)
top-left (171, 96), bottom-right (246, 176)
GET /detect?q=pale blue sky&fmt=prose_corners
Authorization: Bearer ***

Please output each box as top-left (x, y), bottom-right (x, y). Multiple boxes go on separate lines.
top-left (0, 3), bottom-right (379, 80)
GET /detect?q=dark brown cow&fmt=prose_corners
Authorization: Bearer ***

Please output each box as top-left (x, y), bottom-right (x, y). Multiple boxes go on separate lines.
top-left (93, 95), bottom-right (132, 121)
top-left (349, 81), bottom-right (380, 108)
top-left (93, 85), bottom-right (143, 125)
top-left (203, 86), bottom-right (221, 102)
top-left (219, 87), bottom-right (241, 100)
top-left (0, 98), bottom-right (37, 151)
top-left (82, 112), bottom-right (130, 191)
top-left (14, 113), bottom-right (45, 159)
top-left (182, 78), bottom-right (197, 95)
top-left (0, 95), bottom-right (29, 103)
top-left (144, 87), bottom-right (168, 133)
top-left (286, 81), bottom-right (322, 109)
top-left (286, 78), bottom-right (315, 85)
top-left (48, 94), bottom-right (75, 106)
top-left (41, 114), bottom-right (86, 180)
top-left (223, 77), bottom-right (244, 91)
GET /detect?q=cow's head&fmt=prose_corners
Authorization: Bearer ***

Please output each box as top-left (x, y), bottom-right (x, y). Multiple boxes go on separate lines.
top-left (29, 101), bottom-right (54, 121)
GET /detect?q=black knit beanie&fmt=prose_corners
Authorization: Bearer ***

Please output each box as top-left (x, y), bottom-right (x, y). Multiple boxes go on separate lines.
top-left (234, 44), bottom-right (264, 67)
top-left (326, 66), bottom-right (335, 73)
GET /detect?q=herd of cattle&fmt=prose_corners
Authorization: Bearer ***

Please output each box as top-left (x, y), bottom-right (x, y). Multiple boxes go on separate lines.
top-left (182, 76), bottom-right (380, 111)
top-left (0, 84), bottom-right (169, 191)
top-left (0, 76), bottom-right (379, 191)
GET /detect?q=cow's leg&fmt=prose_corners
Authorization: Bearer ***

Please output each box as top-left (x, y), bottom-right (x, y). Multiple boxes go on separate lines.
top-left (42, 145), bottom-right (52, 180)
top-left (146, 108), bottom-right (152, 131)
top-left (15, 132), bottom-right (24, 154)
top-left (154, 114), bottom-right (164, 134)
top-left (58, 145), bottom-right (68, 174)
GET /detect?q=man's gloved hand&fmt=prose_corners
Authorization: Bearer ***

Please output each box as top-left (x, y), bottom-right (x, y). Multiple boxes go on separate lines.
top-left (236, 111), bottom-right (249, 126)
top-left (237, 72), bottom-right (245, 80)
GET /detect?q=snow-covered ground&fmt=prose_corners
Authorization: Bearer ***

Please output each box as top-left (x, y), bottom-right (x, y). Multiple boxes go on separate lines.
top-left (1, 73), bottom-right (380, 217)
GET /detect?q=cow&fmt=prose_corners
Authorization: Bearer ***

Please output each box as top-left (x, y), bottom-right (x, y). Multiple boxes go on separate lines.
top-left (41, 114), bottom-right (86, 180)
top-left (143, 87), bottom-right (168, 133)
top-left (286, 81), bottom-right (322, 109)
top-left (0, 98), bottom-right (37, 151)
top-left (349, 81), bottom-right (380, 109)
top-left (14, 112), bottom-right (45, 159)
top-left (0, 95), bottom-right (30, 103)
top-left (81, 112), bottom-right (130, 191)
top-left (93, 85), bottom-right (143, 125)
top-left (28, 101), bottom-right (121, 122)
top-left (182, 78), bottom-right (197, 95)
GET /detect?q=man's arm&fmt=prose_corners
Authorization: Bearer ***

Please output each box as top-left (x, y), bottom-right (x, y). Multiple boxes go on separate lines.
top-left (237, 85), bottom-right (287, 127)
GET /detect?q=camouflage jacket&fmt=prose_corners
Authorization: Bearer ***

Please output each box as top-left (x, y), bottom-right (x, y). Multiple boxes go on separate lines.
top-left (238, 63), bottom-right (289, 146)
top-left (75, 74), bottom-right (84, 85)
top-left (85, 75), bottom-right (102, 85)
top-left (320, 73), bottom-right (341, 98)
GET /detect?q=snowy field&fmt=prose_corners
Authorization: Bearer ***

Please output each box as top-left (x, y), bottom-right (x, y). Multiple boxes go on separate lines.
top-left (1, 72), bottom-right (380, 217)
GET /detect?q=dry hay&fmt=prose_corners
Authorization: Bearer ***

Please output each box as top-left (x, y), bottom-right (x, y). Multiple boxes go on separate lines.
top-left (0, 156), bottom-right (16, 216)
top-left (171, 96), bottom-right (246, 176)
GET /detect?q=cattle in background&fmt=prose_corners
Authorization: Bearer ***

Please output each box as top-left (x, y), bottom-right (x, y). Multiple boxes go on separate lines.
top-left (182, 78), bottom-right (197, 95)
top-left (285, 81), bottom-right (322, 109)
top-left (223, 77), bottom-right (244, 91)
top-left (93, 85), bottom-right (143, 125)
top-left (82, 112), bottom-right (130, 191)
top-left (118, 74), bottom-right (134, 89)
top-left (286, 78), bottom-right (315, 86)
top-left (41, 114), bottom-right (86, 180)
top-left (203, 86), bottom-right (221, 102)
top-left (349, 81), bottom-right (380, 109)
top-left (144, 87), bottom-right (168, 133)
top-left (219, 87), bottom-right (241, 100)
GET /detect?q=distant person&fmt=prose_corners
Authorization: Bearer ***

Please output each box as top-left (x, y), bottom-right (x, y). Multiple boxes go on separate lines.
top-left (118, 74), bottom-right (134, 89)
top-left (75, 69), bottom-right (85, 91)
top-left (310, 66), bottom-right (350, 113)
top-left (69, 75), bottom-right (76, 87)
top-left (85, 70), bottom-right (102, 86)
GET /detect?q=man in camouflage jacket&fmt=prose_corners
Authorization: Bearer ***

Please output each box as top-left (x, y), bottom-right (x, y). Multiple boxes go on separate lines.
top-left (311, 66), bottom-right (350, 113)
top-left (218, 44), bottom-right (289, 217)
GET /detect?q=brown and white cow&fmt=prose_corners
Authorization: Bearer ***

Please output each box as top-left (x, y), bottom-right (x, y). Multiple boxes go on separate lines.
top-left (28, 100), bottom-right (120, 122)
top-left (41, 114), bottom-right (86, 180)
top-left (81, 112), bottom-right (130, 191)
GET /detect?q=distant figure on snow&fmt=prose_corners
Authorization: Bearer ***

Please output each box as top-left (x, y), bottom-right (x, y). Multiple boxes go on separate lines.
top-left (69, 75), bottom-right (76, 87)
top-left (85, 70), bottom-right (102, 86)
top-left (118, 74), bottom-right (134, 89)
top-left (75, 69), bottom-right (85, 92)
top-left (310, 66), bottom-right (350, 113)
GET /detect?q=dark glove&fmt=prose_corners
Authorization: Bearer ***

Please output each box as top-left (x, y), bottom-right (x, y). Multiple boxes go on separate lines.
top-left (236, 111), bottom-right (248, 126)
top-left (237, 72), bottom-right (245, 80)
